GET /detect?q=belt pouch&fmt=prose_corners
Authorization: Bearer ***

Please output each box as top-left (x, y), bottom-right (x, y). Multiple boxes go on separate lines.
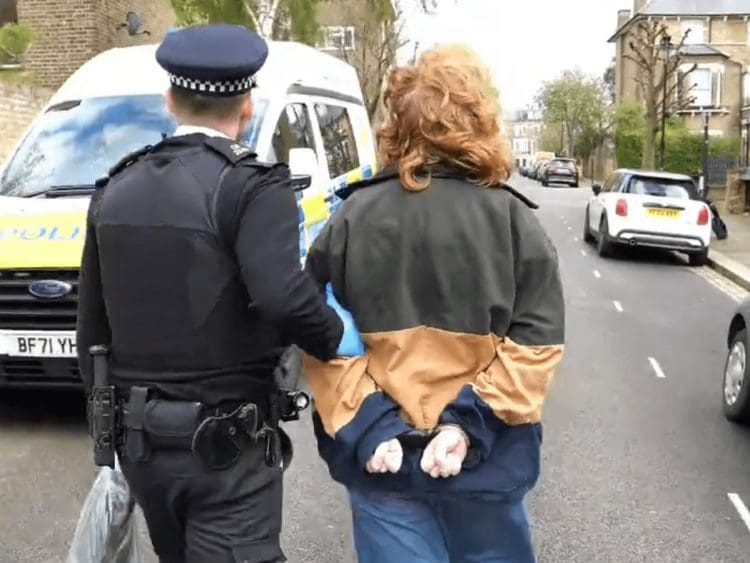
top-left (123, 386), bottom-right (150, 461)
top-left (143, 400), bottom-right (204, 450)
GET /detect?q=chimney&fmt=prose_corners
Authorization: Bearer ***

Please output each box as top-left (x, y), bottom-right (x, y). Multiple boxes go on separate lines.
top-left (634, 0), bottom-right (648, 12)
top-left (617, 9), bottom-right (631, 30)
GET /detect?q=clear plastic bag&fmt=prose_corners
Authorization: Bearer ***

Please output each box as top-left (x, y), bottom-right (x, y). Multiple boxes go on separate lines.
top-left (66, 456), bottom-right (145, 563)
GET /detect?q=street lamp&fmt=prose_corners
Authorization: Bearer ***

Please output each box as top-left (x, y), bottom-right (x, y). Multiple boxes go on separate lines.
top-left (659, 34), bottom-right (673, 171)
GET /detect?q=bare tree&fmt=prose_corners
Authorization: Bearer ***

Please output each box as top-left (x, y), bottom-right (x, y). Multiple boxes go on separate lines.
top-left (624, 20), bottom-right (696, 169)
top-left (332, 2), bottom-right (408, 122)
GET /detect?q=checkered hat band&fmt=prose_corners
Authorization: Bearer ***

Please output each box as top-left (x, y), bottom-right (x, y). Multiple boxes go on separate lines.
top-left (168, 73), bottom-right (256, 94)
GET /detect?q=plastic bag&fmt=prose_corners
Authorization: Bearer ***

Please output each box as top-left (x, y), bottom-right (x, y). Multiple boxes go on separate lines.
top-left (66, 456), bottom-right (145, 563)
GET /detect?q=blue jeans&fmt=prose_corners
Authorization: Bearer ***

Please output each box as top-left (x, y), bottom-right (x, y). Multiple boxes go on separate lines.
top-left (349, 487), bottom-right (535, 563)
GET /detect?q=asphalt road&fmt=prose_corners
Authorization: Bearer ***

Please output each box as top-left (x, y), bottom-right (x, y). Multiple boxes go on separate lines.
top-left (0, 174), bottom-right (748, 562)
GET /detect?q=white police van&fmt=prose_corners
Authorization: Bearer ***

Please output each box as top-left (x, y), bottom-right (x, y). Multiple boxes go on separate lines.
top-left (0, 39), bottom-right (377, 388)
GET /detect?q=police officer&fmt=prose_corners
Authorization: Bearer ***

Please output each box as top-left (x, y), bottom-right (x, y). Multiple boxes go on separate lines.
top-left (76, 24), bottom-right (344, 563)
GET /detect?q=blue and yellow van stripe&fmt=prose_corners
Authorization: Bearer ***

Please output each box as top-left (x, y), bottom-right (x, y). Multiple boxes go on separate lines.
top-left (297, 163), bottom-right (376, 264)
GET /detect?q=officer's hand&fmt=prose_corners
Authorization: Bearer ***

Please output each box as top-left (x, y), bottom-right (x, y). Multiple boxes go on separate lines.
top-left (366, 438), bottom-right (403, 474)
top-left (420, 425), bottom-right (470, 478)
top-left (325, 283), bottom-right (365, 357)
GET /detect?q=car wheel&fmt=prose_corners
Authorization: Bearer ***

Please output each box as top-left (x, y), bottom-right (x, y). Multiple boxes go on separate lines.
top-left (583, 206), bottom-right (595, 243)
top-left (572, 181), bottom-right (579, 188)
top-left (597, 215), bottom-right (613, 257)
top-left (542, 179), bottom-right (548, 187)
top-left (688, 248), bottom-right (709, 267)
top-left (723, 328), bottom-right (750, 424)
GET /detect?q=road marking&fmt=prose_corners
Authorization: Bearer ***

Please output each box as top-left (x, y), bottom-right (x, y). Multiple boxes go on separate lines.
top-left (613, 300), bottom-right (623, 312)
top-left (728, 493), bottom-right (750, 533)
top-left (581, 249), bottom-right (587, 256)
top-left (593, 269), bottom-right (601, 278)
top-left (648, 357), bottom-right (666, 379)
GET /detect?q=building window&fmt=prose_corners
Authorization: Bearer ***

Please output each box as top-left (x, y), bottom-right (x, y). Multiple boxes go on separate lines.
top-left (314, 103), bottom-right (360, 178)
top-left (744, 70), bottom-right (750, 107)
top-left (319, 26), bottom-right (356, 51)
top-left (269, 103), bottom-right (317, 164)
top-left (682, 19), bottom-right (706, 44)
top-left (682, 67), bottom-right (722, 108)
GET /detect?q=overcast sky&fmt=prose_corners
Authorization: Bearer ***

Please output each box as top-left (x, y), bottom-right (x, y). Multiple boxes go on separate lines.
top-left (399, 0), bottom-right (631, 116)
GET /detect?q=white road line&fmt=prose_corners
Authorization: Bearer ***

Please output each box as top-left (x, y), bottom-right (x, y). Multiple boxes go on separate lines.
top-left (593, 269), bottom-right (601, 278)
top-left (581, 249), bottom-right (587, 256)
top-left (613, 300), bottom-right (623, 312)
top-left (648, 357), bottom-right (666, 379)
top-left (728, 493), bottom-right (750, 533)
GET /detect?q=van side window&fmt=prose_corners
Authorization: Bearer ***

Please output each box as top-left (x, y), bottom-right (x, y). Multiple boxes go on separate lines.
top-left (313, 104), bottom-right (360, 178)
top-left (270, 103), bottom-right (316, 164)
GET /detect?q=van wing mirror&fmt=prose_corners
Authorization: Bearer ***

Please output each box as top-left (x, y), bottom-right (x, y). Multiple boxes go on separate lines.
top-left (288, 148), bottom-right (318, 193)
top-left (592, 183), bottom-right (602, 196)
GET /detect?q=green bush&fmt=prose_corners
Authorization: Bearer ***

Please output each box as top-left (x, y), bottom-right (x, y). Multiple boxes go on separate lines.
top-left (710, 136), bottom-right (741, 159)
top-left (663, 128), bottom-right (702, 175)
top-left (0, 23), bottom-right (37, 61)
top-left (615, 131), bottom-right (643, 168)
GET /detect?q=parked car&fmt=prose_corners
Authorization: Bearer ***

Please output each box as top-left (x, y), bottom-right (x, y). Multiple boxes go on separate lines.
top-left (582, 169), bottom-right (712, 266)
top-left (536, 161), bottom-right (550, 182)
top-left (542, 157), bottom-right (579, 187)
top-left (723, 299), bottom-right (750, 424)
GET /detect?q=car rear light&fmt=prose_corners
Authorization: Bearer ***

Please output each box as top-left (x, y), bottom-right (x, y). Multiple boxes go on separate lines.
top-left (615, 198), bottom-right (628, 216)
top-left (697, 205), bottom-right (710, 225)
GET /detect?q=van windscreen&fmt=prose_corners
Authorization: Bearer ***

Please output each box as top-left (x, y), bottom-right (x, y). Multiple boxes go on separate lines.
top-left (0, 94), bottom-right (267, 197)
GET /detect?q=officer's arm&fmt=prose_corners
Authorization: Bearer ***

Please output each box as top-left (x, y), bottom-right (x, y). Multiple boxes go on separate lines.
top-left (228, 165), bottom-right (343, 361)
top-left (76, 191), bottom-right (112, 391)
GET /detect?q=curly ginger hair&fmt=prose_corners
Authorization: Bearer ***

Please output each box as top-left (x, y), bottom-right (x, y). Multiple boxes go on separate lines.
top-left (377, 44), bottom-right (512, 191)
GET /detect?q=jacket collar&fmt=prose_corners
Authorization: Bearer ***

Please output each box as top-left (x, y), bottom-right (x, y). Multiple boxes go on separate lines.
top-left (335, 165), bottom-right (539, 209)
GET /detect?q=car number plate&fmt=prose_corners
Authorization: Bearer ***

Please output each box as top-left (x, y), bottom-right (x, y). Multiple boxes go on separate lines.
top-left (647, 208), bottom-right (680, 218)
top-left (1, 331), bottom-right (77, 358)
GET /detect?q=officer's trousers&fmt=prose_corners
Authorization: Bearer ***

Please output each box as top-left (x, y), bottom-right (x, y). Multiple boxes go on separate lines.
top-left (348, 486), bottom-right (535, 563)
top-left (120, 440), bottom-right (285, 563)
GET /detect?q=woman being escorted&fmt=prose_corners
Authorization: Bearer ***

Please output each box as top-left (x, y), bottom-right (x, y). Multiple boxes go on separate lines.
top-left (303, 45), bottom-right (565, 562)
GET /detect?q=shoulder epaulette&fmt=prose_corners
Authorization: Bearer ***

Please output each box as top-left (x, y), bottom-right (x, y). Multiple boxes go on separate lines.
top-left (204, 136), bottom-right (260, 166)
top-left (93, 144), bottom-right (158, 189)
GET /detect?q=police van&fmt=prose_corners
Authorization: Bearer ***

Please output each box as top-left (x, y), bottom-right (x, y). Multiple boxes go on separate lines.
top-left (0, 39), bottom-right (377, 388)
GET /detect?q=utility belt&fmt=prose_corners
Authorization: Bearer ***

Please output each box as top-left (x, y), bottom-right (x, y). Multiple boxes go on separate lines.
top-left (86, 345), bottom-right (309, 472)
top-left (117, 387), bottom-right (288, 471)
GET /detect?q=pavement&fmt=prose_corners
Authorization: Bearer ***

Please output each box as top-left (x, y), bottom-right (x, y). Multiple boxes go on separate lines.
top-left (0, 176), bottom-right (749, 562)
top-left (708, 210), bottom-right (750, 294)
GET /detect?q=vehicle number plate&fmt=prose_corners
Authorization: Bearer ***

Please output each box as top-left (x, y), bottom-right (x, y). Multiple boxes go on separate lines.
top-left (2, 332), bottom-right (77, 358)
top-left (647, 208), bottom-right (680, 218)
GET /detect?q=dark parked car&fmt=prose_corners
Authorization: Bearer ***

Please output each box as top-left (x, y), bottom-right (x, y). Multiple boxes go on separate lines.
top-left (724, 299), bottom-right (750, 424)
top-left (542, 158), bottom-right (579, 187)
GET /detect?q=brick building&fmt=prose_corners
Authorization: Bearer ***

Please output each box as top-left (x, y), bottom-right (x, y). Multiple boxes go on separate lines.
top-left (609, 0), bottom-right (750, 144)
top-left (3, 0), bottom-right (175, 88)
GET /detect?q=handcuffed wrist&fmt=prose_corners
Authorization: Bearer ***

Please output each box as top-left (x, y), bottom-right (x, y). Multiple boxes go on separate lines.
top-left (437, 423), bottom-right (471, 448)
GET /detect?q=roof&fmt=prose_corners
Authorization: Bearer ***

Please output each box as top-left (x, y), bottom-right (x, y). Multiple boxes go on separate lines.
top-left (680, 44), bottom-right (729, 58)
top-left (616, 168), bottom-right (695, 181)
top-left (48, 40), bottom-right (363, 107)
top-left (641, 0), bottom-right (750, 15)
top-left (608, 0), bottom-right (750, 41)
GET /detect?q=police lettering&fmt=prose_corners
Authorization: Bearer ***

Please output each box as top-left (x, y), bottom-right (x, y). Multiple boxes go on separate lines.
top-left (0, 226), bottom-right (82, 241)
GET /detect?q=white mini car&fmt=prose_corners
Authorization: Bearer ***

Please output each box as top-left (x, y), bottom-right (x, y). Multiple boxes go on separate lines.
top-left (583, 169), bottom-right (712, 266)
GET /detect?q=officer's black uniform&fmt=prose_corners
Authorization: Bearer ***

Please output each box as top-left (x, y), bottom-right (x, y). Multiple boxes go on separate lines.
top-left (76, 24), bottom-right (343, 563)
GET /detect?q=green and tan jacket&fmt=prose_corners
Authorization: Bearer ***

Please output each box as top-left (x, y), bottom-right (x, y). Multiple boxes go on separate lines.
top-left (303, 167), bottom-right (565, 498)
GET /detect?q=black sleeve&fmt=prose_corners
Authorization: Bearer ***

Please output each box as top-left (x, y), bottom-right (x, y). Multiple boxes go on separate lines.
top-left (218, 163), bottom-right (343, 361)
top-left (76, 192), bottom-right (112, 391)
